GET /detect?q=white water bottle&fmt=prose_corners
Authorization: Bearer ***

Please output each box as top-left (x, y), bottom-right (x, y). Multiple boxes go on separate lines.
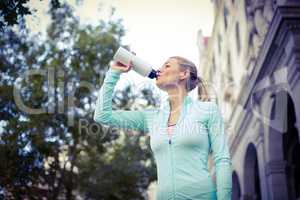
top-left (113, 47), bottom-right (158, 79)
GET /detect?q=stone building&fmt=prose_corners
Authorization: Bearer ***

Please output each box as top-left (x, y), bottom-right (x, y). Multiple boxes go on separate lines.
top-left (197, 0), bottom-right (300, 199)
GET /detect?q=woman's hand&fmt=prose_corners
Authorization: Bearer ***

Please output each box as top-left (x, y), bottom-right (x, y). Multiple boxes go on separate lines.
top-left (110, 50), bottom-right (136, 73)
top-left (110, 60), bottom-right (133, 73)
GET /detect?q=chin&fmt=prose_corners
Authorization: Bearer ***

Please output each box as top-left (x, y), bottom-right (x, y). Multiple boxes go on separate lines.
top-left (156, 82), bottom-right (168, 91)
top-left (155, 80), bottom-right (163, 89)
top-left (155, 79), bottom-right (160, 85)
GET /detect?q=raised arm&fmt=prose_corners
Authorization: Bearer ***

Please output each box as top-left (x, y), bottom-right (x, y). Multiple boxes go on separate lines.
top-left (207, 102), bottom-right (232, 200)
top-left (93, 67), bottom-right (149, 133)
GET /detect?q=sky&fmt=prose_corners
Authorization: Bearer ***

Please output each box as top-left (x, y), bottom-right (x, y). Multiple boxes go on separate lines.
top-left (25, 0), bottom-right (214, 98)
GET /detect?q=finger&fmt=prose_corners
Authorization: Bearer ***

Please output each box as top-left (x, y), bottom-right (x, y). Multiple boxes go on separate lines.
top-left (126, 64), bottom-right (132, 71)
top-left (128, 60), bottom-right (133, 67)
top-left (125, 63), bottom-right (132, 72)
top-left (110, 60), bottom-right (116, 66)
top-left (117, 61), bottom-right (127, 67)
top-left (129, 65), bottom-right (133, 70)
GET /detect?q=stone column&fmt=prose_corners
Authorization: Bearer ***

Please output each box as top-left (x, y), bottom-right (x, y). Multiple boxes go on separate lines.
top-left (256, 135), bottom-right (270, 200)
top-left (265, 160), bottom-right (289, 200)
top-left (240, 194), bottom-right (255, 200)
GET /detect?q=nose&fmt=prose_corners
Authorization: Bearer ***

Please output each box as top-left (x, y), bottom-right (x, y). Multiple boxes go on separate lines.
top-left (158, 65), bottom-right (165, 72)
top-left (157, 64), bottom-right (167, 75)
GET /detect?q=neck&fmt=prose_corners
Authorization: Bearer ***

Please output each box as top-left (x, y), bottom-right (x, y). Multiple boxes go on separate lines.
top-left (167, 87), bottom-right (188, 113)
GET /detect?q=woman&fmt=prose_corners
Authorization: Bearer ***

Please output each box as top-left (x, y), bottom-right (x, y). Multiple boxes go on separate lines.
top-left (94, 56), bottom-right (232, 200)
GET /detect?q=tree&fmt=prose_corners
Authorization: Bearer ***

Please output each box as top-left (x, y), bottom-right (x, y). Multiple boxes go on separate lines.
top-left (0, 0), bottom-right (61, 31)
top-left (0, 2), bottom-right (157, 199)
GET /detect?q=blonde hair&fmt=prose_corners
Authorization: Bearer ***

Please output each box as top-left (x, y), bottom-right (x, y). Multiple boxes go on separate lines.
top-left (170, 56), bottom-right (211, 101)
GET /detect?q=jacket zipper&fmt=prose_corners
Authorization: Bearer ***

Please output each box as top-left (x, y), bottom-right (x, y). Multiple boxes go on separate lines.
top-left (169, 136), bottom-right (175, 199)
top-left (166, 100), bottom-right (191, 199)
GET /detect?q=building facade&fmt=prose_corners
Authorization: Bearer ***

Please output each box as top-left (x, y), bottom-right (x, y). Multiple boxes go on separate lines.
top-left (197, 0), bottom-right (300, 199)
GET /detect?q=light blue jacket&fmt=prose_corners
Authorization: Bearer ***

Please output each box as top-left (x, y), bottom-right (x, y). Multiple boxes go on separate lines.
top-left (94, 68), bottom-right (232, 200)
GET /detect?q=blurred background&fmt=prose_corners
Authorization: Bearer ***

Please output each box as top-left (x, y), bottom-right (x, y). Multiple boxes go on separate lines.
top-left (0, 0), bottom-right (300, 199)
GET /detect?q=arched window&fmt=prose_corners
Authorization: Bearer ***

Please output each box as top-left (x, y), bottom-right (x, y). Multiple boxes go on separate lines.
top-left (232, 171), bottom-right (241, 200)
top-left (245, 0), bottom-right (253, 19)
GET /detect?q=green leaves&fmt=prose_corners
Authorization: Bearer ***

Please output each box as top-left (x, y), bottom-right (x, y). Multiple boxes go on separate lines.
top-left (0, 2), bottom-right (157, 199)
top-left (0, 0), bottom-right (31, 30)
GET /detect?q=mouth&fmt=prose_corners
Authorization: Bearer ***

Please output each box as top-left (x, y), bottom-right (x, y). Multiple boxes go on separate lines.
top-left (156, 74), bottom-right (162, 80)
top-left (156, 71), bottom-right (162, 80)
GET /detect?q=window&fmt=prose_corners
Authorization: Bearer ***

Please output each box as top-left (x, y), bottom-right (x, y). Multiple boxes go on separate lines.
top-left (218, 33), bottom-right (222, 54)
top-left (245, 0), bottom-right (253, 19)
top-left (227, 51), bottom-right (231, 68)
top-left (224, 6), bottom-right (229, 29)
top-left (236, 23), bottom-right (241, 53)
top-left (227, 51), bottom-right (233, 82)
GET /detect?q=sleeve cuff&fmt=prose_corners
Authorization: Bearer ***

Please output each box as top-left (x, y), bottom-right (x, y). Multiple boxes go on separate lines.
top-left (108, 68), bottom-right (122, 75)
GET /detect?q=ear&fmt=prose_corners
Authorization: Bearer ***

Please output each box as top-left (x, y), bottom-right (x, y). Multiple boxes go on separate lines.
top-left (179, 69), bottom-right (189, 81)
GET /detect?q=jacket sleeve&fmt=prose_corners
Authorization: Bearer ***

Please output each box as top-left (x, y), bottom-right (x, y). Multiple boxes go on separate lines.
top-left (93, 68), bottom-right (149, 133)
top-left (207, 102), bottom-right (232, 200)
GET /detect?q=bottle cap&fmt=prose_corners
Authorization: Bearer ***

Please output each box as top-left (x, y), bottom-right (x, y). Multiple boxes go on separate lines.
top-left (148, 69), bottom-right (158, 79)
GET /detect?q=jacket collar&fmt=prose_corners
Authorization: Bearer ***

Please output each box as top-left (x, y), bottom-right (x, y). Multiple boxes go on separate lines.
top-left (159, 95), bottom-right (193, 123)
top-left (160, 95), bottom-right (192, 109)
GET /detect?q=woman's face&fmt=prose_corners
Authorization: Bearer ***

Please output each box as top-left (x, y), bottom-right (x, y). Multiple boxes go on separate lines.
top-left (155, 58), bottom-right (187, 91)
